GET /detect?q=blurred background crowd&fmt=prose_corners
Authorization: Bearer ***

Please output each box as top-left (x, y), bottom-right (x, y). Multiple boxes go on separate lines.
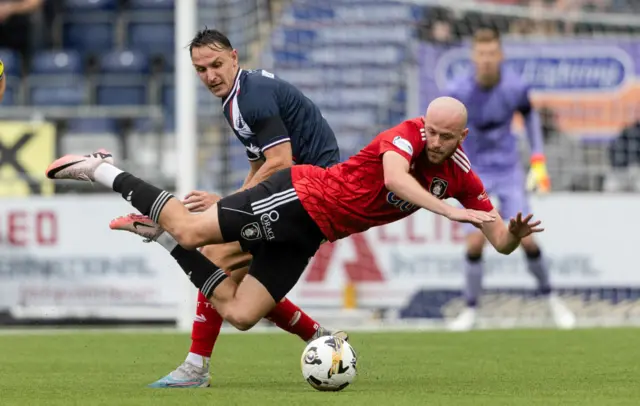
top-left (1, 0), bottom-right (640, 196)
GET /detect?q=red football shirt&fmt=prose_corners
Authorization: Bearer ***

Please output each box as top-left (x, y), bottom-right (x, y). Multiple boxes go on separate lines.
top-left (291, 117), bottom-right (493, 242)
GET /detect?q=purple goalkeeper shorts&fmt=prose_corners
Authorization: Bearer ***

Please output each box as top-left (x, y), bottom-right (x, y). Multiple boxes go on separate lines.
top-left (463, 166), bottom-right (530, 234)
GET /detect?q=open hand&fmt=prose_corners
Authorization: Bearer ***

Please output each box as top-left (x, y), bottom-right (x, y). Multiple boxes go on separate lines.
top-left (183, 190), bottom-right (222, 212)
top-left (508, 212), bottom-right (544, 238)
top-left (446, 207), bottom-right (496, 226)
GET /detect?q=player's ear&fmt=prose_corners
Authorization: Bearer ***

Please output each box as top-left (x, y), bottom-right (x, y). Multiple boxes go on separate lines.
top-left (460, 128), bottom-right (469, 143)
top-left (231, 49), bottom-right (239, 65)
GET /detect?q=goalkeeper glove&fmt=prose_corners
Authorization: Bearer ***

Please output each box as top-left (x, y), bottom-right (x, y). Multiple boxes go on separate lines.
top-left (526, 154), bottom-right (551, 193)
top-left (0, 59), bottom-right (4, 80)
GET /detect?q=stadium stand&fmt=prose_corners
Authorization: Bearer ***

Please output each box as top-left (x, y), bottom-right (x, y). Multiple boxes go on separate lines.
top-left (2, 0), bottom-right (639, 194)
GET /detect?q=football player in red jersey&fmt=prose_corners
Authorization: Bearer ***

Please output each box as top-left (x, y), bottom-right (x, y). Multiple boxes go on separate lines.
top-left (45, 97), bottom-right (543, 332)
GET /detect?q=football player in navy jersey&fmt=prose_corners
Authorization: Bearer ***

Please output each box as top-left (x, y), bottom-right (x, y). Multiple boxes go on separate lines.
top-left (149, 29), bottom-right (344, 388)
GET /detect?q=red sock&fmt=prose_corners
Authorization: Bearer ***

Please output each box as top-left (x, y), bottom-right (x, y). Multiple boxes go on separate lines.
top-left (189, 291), bottom-right (224, 357)
top-left (266, 298), bottom-right (319, 341)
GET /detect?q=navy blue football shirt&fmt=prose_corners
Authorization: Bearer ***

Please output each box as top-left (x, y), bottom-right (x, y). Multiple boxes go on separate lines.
top-left (222, 69), bottom-right (340, 168)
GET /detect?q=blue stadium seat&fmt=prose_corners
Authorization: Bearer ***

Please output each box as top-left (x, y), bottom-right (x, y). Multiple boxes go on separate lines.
top-left (127, 22), bottom-right (174, 56)
top-left (230, 154), bottom-right (249, 172)
top-left (30, 81), bottom-right (87, 106)
top-left (286, 2), bottom-right (419, 23)
top-left (30, 50), bottom-right (83, 75)
top-left (321, 108), bottom-right (377, 129)
top-left (161, 52), bottom-right (175, 72)
top-left (276, 67), bottom-right (402, 87)
top-left (1, 83), bottom-right (17, 105)
top-left (129, 0), bottom-right (174, 10)
top-left (65, 0), bottom-right (117, 11)
top-left (301, 87), bottom-right (393, 109)
top-left (99, 50), bottom-right (149, 74)
top-left (164, 113), bottom-right (175, 131)
top-left (66, 118), bottom-right (118, 134)
top-left (96, 85), bottom-right (147, 106)
top-left (162, 84), bottom-right (174, 111)
top-left (132, 116), bottom-right (167, 133)
top-left (288, 5), bottom-right (334, 21)
top-left (63, 22), bottom-right (114, 52)
top-left (272, 45), bottom-right (404, 66)
top-left (275, 26), bottom-right (412, 47)
top-left (0, 48), bottom-right (21, 76)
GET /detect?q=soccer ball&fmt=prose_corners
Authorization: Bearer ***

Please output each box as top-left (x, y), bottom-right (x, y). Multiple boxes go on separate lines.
top-left (300, 335), bottom-right (357, 391)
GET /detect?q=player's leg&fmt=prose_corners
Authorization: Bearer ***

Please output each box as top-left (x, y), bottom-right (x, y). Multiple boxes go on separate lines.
top-left (46, 155), bottom-right (222, 249)
top-left (148, 243), bottom-right (249, 388)
top-left (448, 224), bottom-right (486, 332)
top-left (105, 167), bottom-right (322, 329)
top-left (519, 235), bottom-right (550, 295)
top-left (58, 157), bottom-right (332, 333)
top-left (185, 243), bottom-right (252, 370)
top-left (153, 239), bottom-right (317, 331)
top-left (502, 175), bottom-right (554, 294)
top-left (504, 174), bottom-right (576, 329)
top-left (448, 172), bottom-right (499, 332)
top-left (225, 242), bottom-right (320, 330)
top-left (190, 243), bottom-right (251, 362)
top-left (149, 241), bottom-right (337, 389)
top-left (45, 153), bottom-right (263, 318)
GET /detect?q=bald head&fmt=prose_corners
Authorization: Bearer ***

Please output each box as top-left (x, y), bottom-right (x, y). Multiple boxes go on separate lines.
top-left (425, 97), bottom-right (468, 131)
top-left (422, 97), bottom-right (469, 165)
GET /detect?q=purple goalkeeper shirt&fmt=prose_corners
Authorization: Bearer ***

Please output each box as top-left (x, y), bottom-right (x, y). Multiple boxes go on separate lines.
top-left (445, 66), bottom-right (544, 174)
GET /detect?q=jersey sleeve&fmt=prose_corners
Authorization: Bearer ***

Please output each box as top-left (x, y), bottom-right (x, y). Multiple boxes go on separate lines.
top-left (455, 170), bottom-right (494, 212)
top-left (245, 145), bottom-right (262, 161)
top-left (516, 83), bottom-right (533, 116)
top-left (239, 78), bottom-right (290, 154)
top-left (377, 121), bottom-right (425, 164)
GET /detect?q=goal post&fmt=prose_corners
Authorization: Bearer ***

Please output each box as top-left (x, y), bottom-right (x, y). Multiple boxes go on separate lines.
top-left (175, 0), bottom-right (198, 332)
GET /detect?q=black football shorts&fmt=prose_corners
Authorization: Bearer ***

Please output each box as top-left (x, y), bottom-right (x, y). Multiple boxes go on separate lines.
top-left (216, 168), bottom-right (326, 301)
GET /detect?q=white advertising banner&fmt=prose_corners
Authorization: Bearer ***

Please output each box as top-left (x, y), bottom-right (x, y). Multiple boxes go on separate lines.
top-left (0, 196), bottom-right (182, 320)
top-left (0, 194), bottom-right (635, 323)
top-left (289, 195), bottom-right (635, 310)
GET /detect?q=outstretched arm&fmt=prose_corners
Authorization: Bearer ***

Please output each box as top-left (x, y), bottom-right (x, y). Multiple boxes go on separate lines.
top-left (382, 151), bottom-right (495, 225)
top-left (480, 211), bottom-right (544, 255)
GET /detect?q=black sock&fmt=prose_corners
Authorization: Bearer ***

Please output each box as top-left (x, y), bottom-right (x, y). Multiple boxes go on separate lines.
top-left (113, 173), bottom-right (174, 222)
top-left (170, 245), bottom-right (228, 298)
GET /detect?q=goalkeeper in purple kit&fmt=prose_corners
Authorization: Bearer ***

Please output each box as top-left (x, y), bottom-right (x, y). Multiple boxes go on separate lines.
top-left (445, 28), bottom-right (575, 331)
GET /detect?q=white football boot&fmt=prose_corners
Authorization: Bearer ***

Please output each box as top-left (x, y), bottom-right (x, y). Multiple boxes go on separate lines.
top-left (45, 150), bottom-right (113, 181)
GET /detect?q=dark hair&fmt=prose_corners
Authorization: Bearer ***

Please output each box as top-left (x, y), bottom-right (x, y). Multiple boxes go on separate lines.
top-left (472, 27), bottom-right (501, 44)
top-left (189, 28), bottom-right (233, 55)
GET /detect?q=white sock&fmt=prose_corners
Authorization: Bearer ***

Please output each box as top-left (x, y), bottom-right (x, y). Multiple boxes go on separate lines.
top-left (186, 352), bottom-right (210, 370)
top-left (94, 163), bottom-right (124, 189)
top-left (156, 231), bottom-right (177, 252)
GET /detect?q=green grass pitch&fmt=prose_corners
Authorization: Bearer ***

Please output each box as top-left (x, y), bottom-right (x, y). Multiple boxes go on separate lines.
top-left (1, 328), bottom-right (639, 405)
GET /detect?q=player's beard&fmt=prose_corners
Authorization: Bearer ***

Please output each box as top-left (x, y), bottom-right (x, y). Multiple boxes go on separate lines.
top-left (427, 149), bottom-right (451, 165)
top-left (477, 70), bottom-right (500, 88)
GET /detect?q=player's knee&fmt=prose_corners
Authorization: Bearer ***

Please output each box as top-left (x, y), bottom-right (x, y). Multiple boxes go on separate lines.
top-left (172, 229), bottom-right (199, 250)
top-left (465, 232), bottom-right (485, 254)
top-left (216, 303), bottom-right (258, 331)
top-left (524, 246), bottom-right (541, 259)
top-left (224, 310), bottom-right (258, 332)
top-left (466, 252), bottom-right (483, 263)
top-left (520, 236), bottom-right (540, 256)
